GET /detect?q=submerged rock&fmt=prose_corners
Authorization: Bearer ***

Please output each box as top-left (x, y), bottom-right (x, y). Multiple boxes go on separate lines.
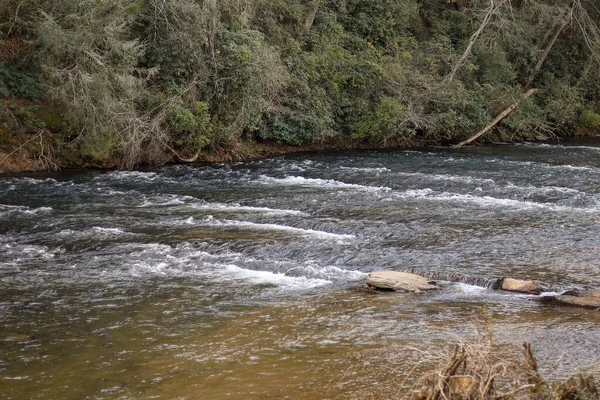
top-left (366, 271), bottom-right (439, 293)
top-left (495, 277), bottom-right (541, 295)
top-left (540, 295), bottom-right (600, 310)
top-left (576, 290), bottom-right (600, 299)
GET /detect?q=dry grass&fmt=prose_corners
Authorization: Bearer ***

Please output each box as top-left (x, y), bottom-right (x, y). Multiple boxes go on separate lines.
top-left (405, 338), bottom-right (599, 400)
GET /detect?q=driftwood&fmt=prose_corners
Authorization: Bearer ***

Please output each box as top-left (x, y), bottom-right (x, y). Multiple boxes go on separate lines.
top-left (453, 89), bottom-right (538, 148)
top-left (170, 149), bottom-right (201, 163)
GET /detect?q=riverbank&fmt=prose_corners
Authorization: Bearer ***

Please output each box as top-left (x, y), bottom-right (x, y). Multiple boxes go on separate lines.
top-left (2, 129), bottom-right (599, 175)
top-left (0, 132), bottom-right (417, 174)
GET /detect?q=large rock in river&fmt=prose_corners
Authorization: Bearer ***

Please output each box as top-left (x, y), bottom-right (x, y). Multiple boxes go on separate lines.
top-left (539, 290), bottom-right (600, 310)
top-left (366, 271), bottom-right (439, 293)
top-left (496, 277), bottom-right (541, 295)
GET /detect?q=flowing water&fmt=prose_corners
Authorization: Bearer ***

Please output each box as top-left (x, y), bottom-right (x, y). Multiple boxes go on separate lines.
top-left (1, 140), bottom-right (600, 399)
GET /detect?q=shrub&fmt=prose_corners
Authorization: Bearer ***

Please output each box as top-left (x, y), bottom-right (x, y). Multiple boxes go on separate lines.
top-left (167, 101), bottom-right (213, 151)
top-left (0, 62), bottom-right (42, 100)
top-left (580, 110), bottom-right (600, 130)
top-left (351, 96), bottom-right (410, 144)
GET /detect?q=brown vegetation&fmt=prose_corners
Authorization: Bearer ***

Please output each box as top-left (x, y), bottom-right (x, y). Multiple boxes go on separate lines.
top-left (409, 340), bottom-right (598, 400)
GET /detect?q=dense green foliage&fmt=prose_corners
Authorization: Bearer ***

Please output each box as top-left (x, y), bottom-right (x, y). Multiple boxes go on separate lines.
top-left (1, 0), bottom-right (599, 167)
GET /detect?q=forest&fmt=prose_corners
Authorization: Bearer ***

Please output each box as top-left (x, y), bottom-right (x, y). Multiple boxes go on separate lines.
top-left (1, 0), bottom-right (599, 169)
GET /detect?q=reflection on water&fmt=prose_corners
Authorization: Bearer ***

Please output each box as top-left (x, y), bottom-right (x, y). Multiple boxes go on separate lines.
top-left (1, 140), bottom-right (600, 399)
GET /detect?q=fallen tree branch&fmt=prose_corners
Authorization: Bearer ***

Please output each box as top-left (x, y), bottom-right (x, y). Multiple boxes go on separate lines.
top-left (160, 138), bottom-right (201, 163)
top-left (452, 88), bottom-right (538, 148)
top-left (0, 130), bottom-right (43, 167)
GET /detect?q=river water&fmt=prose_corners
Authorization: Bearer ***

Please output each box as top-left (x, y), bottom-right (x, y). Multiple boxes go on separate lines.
top-left (1, 141), bottom-right (600, 399)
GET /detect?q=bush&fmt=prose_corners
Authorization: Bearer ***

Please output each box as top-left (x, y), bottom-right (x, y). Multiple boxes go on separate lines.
top-left (0, 62), bottom-right (42, 100)
top-left (351, 96), bottom-right (410, 144)
top-left (167, 101), bottom-right (213, 150)
top-left (580, 110), bottom-right (600, 130)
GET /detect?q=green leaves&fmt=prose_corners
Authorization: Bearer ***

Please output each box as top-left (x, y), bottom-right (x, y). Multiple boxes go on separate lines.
top-left (167, 101), bottom-right (213, 149)
top-left (0, 63), bottom-right (42, 101)
top-left (2, 0), bottom-right (599, 168)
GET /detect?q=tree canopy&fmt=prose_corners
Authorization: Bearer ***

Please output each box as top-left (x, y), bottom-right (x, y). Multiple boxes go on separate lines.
top-left (1, 0), bottom-right (599, 168)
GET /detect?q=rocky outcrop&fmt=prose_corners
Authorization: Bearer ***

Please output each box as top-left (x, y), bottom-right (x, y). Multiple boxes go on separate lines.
top-left (366, 271), bottom-right (439, 293)
top-left (495, 277), bottom-right (541, 295)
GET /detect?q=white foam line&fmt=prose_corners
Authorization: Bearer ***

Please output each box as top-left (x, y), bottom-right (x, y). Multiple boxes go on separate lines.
top-left (298, 263), bottom-right (369, 281)
top-left (0, 205), bottom-right (53, 215)
top-left (399, 173), bottom-right (582, 196)
top-left (503, 183), bottom-right (583, 195)
top-left (441, 157), bottom-right (597, 172)
top-left (24, 207), bottom-right (53, 215)
top-left (96, 171), bottom-right (158, 181)
top-left (518, 143), bottom-right (600, 152)
top-left (0, 204), bottom-right (27, 211)
top-left (220, 265), bottom-right (331, 289)
top-left (258, 175), bottom-right (391, 192)
top-left (16, 177), bottom-right (59, 185)
top-left (127, 256), bottom-right (332, 290)
top-left (139, 196), bottom-right (187, 207)
top-left (91, 227), bottom-right (127, 235)
top-left (395, 172), bottom-right (495, 185)
top-left (453, 282), bottom-right (487, 295)
top-left (137, 195), bottom-right (306, 216)
top-left (398, 189), bottom-right (570, 211)
top-left (58, 227), bottom-right (129, 237)
top-left (486, 159), bottom-right (597, 172)
top-left (339, 166), bottom-right (391, 173)
top-left (190, 202), bottom-right (307, 216)
top-left (1, 243), bottom-right (57, 259)
top-left (195, 217), bottom-right (355, 240)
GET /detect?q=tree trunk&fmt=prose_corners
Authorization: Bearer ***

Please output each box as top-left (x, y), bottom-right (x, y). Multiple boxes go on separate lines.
top-left (445, 0), bottom-right (506, 83)
top-left (453, 89), bottom-right (538, 148)
top-left (525, 20), bottom-right (568, 88)
top-left (304, 0), bottom-right (320, 32)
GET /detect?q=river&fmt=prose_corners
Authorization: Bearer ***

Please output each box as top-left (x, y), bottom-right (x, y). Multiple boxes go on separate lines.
top-left (1, 140), bottom-right (600, 399)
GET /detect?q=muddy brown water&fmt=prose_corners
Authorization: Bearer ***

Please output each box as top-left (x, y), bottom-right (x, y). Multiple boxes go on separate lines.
top-left (2, 141), bottom-right (600, 399)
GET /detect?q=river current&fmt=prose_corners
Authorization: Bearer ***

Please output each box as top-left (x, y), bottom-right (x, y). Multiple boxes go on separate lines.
top-left (1, 141), bottom-right (600, 399)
